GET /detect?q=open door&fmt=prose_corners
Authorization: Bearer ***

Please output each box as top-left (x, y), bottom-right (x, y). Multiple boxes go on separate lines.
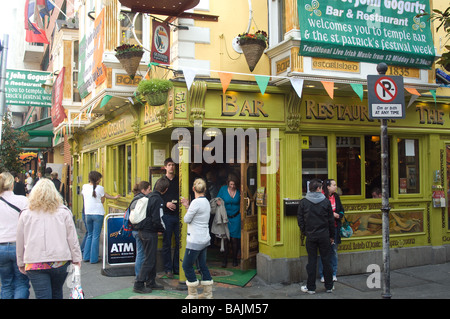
top-left (240, 162), bottom-right (258, 270)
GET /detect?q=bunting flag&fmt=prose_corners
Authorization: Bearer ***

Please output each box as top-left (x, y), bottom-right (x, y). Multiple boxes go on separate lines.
top-left (430, 90), bottom-right (436, 103)
top-left (407, 94), bottom-right (419, 108)
top-left (218, 72), bottom-right (233, 94)
top-left (290, 78), bottom-right (304, 98)
top-left (181, 67), bottom-right (196, 91)
top-left (100, 95), bottom-right (113, 108)
top-left (254, 75), bottom-right (270, 95)
top-left (350, 83), bottom-right (364, 101)
top-left (25, 0), bottom-right (49, 44)
top-left (321, 81), bottom-right (334, 99)
top-left (405, 87), bottom-right (421, 96)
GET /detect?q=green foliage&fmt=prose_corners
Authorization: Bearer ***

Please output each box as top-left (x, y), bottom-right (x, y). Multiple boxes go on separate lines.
top-left (115, 44), bottom-right (144, 56)
top-left (137, 79), bottom-right (174, 95)
top-left (418, 7), bottom-right (450, 71)
top-left (0, 114), bottom-right (29, 173)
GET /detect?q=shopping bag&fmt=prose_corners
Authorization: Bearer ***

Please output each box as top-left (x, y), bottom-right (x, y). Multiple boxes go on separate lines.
top-left (340, 216), bottom-right (353, 238)
top-left (67, 264), bottom-right (85, 299)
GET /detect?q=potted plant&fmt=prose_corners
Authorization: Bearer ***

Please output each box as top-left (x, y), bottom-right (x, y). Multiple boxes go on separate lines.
top-left (237, 30), bottom-right (268, 72)
top-left (137, 78), bottom-right (174, 106)
top-left (115, 44), bottom-right (144, 79)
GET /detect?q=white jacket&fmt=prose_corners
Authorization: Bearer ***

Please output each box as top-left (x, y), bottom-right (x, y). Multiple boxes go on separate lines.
top-left (210, 197), bottom-right (230, 240)
top-left (184, 197), bottom-right (211, 251)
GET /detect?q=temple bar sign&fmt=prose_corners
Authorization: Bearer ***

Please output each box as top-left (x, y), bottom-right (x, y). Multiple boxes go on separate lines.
top-left (298, 0), bottom-right (437, 69)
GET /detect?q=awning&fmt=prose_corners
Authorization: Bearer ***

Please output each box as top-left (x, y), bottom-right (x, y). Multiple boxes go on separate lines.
top-left (18, 117), bottom-right (53, 148)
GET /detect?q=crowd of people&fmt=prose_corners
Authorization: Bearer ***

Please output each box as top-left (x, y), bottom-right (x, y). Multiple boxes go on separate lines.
top-left (0, 158), bottom-right (347, 299)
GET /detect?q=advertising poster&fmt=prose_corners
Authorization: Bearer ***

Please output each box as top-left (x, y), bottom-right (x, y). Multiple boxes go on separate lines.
top-left (51, 67), bottom-right (66, 127)
top-left (298, 0), bottom-right (436, 68)
top-left (106, 215), bottom-right (136, 265)
top-left (5, 69), bottom-right (52, 107)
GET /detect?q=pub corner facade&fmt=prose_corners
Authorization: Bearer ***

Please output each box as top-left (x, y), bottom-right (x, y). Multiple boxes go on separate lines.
top-left (65, 0), bottom-right (450, 283)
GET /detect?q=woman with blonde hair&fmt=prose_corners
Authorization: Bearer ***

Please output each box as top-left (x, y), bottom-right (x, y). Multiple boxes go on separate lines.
top-left (180, 178), bottom-right (213, 299)
top-left (16, 178), bottom-right (82, 299)
top-left (0, 172), bottom-right (29, 299)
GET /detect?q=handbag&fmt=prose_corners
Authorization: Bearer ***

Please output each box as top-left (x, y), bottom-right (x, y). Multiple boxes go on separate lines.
top-left (340, 216), bottom-right (353, 238)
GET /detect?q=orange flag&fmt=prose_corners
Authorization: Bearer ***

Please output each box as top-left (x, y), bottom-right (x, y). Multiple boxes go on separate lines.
top-left (218, 72), bottom-right (233, 94)
top-left (321, 81), bottom-right (334, 99)
top-left (405, 87), bottom-right (421, 96)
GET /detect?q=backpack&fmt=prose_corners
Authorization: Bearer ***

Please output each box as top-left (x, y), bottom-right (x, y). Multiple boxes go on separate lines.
top-left (119, 206), bottom-right (133, 238)
top-left (129, 196), bottom-right (149, 228)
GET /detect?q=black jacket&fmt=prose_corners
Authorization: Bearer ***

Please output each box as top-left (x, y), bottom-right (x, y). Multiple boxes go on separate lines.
top-left (297, 192), bottom-right (335, 240)
top-left (330, 193), bottom-right (345, 244)
top-left (137, 191), bottom-right (165, 233)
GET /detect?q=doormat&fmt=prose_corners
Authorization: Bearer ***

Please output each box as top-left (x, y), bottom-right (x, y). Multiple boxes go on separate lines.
top-left (95, 287), bottom-right (186, 299)
top-left (160, 267), bottom-right (257, 287)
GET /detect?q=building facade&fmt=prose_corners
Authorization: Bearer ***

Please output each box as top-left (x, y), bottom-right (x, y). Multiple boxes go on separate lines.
top-left (66, 0), bottom-right (450, 284)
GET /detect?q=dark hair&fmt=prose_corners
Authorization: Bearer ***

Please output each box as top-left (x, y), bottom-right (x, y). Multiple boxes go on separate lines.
top-left (164, 158), bottom-right (175, 166)
top-left (132, 181), bottom-right (151, 195)
top-left (88, 171), bottom-right (102, 198)
top-left (154, 177), bottom-right (170, 193)
top-left (309, 178), bottom-right (323, 192)
top-left (322, 179), bottom-right (334, 198)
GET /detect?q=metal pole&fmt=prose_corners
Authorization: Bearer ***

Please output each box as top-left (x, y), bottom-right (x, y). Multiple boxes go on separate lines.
top-left (377, 62), bottom-right (392, 299)
top-left (0, 34), bottom-right (9, 144)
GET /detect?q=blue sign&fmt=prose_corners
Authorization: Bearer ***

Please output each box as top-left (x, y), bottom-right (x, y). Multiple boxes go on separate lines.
top-left (106, 216), bottom-right (136, 265)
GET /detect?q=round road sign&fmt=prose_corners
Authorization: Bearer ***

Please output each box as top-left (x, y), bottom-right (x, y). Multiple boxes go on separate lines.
top-left (374, 77), bottom-right (398, 103)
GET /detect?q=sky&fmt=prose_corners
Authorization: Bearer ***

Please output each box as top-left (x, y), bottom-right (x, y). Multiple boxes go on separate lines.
top-left (0, 1), bottom-right (21, 38)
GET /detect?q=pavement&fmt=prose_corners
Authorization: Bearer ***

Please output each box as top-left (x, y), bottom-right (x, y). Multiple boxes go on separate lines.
top-left (65, 259), bottom-right (450, 300)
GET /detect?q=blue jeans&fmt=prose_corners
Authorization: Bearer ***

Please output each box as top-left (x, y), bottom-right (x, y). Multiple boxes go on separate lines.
top-left (161, 214), bottom-right (180, 274)
top-left (27, 263), bottom-right (69, 299)
top-left (132, 230), bottom-right (144, 277)
top-left (182, 247), bottom-right (212, 283)
top-left (83, 214), bottom-right (104, 263)
top-left (0, 243), bottom-right (30, 299)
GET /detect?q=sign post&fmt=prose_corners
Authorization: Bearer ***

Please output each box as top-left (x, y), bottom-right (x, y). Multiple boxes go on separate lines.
top-left (367, 63), bottom-right (405, 299)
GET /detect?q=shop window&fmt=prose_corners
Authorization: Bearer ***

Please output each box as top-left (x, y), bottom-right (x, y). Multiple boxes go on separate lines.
top-left (336, 137), bottom-right (361, 196)
top-left (302, 136), bottom-right (327, 195)
top-left (365, 136), bottom-right (391, 198)
top-left (127, 144), bottom-right (132, 195)
top-left (398, 139), bottom-right (420, 194)
top-left (112, 144), bottom-right (133, 196)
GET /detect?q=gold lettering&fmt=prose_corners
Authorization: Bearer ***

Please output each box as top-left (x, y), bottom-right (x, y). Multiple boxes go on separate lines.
top-left (221, 94), bottom-right (238, 116)
top-left (254, 100), bottom-right (268, 117)
top-left (240, 100), bottom-right (253, 116)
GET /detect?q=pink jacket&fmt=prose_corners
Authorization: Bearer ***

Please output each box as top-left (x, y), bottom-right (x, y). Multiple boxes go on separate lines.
top-left (16, 205), bottom-right (82, 267)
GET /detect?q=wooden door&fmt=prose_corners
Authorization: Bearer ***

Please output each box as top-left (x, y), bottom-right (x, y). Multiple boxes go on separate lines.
top-left (240, 162), bottom-right (258, 270)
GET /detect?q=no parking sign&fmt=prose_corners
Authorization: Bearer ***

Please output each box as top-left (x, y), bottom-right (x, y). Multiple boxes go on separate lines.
top-left (367, 75), bottom-right (405, 119)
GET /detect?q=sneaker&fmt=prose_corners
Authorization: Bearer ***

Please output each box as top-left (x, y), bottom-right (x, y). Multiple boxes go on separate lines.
top-left (333, 275), bottom-right (337, 282)
top-left (320, 277), bottom-right (324, 283)
top-left (326, 286), bottom-right (335, 293)
top-left (300, 285), bottom-right (315, 294)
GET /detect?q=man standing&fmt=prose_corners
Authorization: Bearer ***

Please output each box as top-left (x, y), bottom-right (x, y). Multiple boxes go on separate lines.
top-left (133, 178), bottom-right (169, 294)
top-left (297, 179), bottom-right (335, 294)
top-left (161, 158), bottom-right (180, 278)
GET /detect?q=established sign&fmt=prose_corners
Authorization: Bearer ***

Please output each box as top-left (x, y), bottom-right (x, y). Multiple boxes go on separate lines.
top-left (367, 75), bottom-right (405, 119)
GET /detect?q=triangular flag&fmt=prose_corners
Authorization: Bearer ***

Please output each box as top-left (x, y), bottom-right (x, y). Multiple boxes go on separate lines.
top-left (405, 87), bottom-right (421, 96)
top-left (321, 81), bottom-right (334, 99)
top-left (255, 75), bottom-right (270, 95)
top-left (290, 78), bottom-right (304, 98)
top-left (100, 95), bottom-right (113, 108)
top-left (430, 90), bottom-right (436, 103)
top-left (218, 72), bottom-right (233, 94)
top-left (181, 67), bottom-right (196, 91)
top-left (350, 83), bottom-right (364, 101)
top-left (407, 94), bottom-right (419, 108)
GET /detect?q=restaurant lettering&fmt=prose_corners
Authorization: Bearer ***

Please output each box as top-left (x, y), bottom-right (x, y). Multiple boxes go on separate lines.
top-left (305, 100), bottom-right (447, 126)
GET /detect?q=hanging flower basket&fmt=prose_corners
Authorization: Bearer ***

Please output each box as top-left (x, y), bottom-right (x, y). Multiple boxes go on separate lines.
top-left (238, 31), bottom-right (268, 72)
top-left (115, 44), bottom-right (144, 79)
top-left (145, 91), bottom-right (169, 106)
top-left (137, 79), bottom-right (174, 106)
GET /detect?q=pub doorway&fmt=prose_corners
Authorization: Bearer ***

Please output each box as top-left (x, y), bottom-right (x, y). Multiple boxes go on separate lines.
top-left (186, 128), bottom-right (259, 271)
